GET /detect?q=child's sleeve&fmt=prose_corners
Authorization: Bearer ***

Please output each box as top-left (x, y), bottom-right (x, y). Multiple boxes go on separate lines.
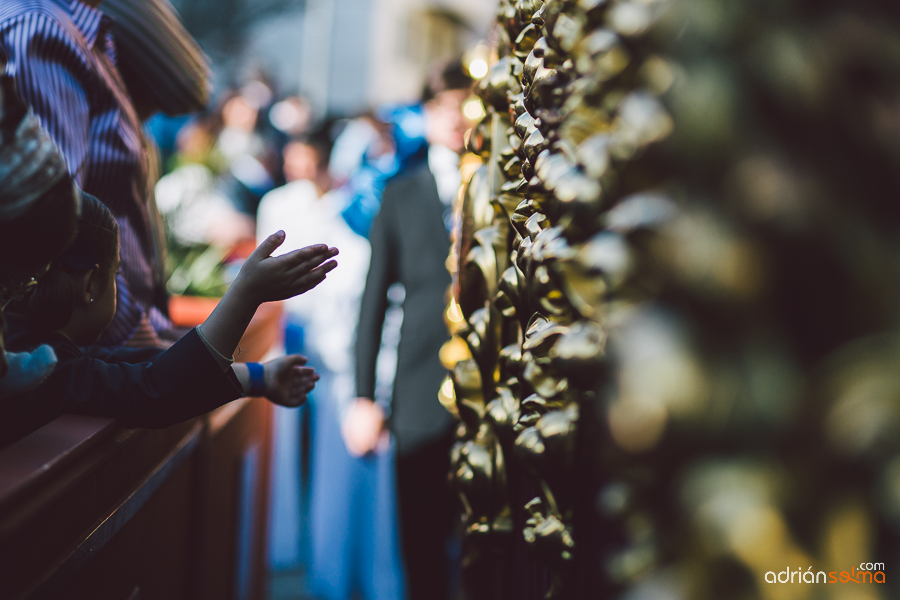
top-left (83, 345), bottom-right (166, 364)
top-left (0, 329), bottom-right (243, 445)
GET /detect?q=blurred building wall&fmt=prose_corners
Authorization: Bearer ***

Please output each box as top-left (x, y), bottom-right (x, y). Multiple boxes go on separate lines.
top-left (176, 0), bottom-right (497, 116)
top-left (242, 7), bottom-right (307, 94)
top-left (298, 0), bottom-right (374, 117)
top-left (205, 0), bottom-right (373, 117)
top-left (368, 0), bottom-right (497, 105)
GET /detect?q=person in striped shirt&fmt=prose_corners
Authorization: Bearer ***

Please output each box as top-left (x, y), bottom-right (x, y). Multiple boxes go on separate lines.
top-left (0, 0), bottom-right (206, 347)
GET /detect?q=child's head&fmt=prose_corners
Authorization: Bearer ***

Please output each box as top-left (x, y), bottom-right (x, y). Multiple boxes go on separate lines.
top-left (25, 193), bottom-right (119, 344)
top-left (422, 60), bottom-right (473, 154)
top-left (283, 139), bottom-right (324, 183)
top-left (283, 124), bottom-right (333, 185)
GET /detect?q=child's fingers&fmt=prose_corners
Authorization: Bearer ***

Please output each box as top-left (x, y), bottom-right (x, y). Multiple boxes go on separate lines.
top-left (290, 375), bottom-right (318, 388)
top-left (269, 246), bottom-right (333, 275)
top-left (249, 230), bottom-right (287, 262)
top-left (282, 253), bottom-right (339, 281)
top-left (302, 259), bottom-right (339, 274)
top-left (285, 354), bottom-right (308, 367)
top-left (295, 370), bottom-right (317, 381)
top-left (293, 382), bottom-right (314, 395)
top-left (291, 367), bottom-right (317, 383)
top-left (287, 261), bottom-right (338, 286)
top-left (294, 374), bottom-right (318, 392)
top-left (279, 245), bottom-right (337, 270)
top-left (286, 267), bottom-right (331, 296)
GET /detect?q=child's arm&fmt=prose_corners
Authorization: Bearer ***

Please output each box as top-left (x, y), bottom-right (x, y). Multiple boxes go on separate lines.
top-left (0, 233), bottom-right (336, 444)
top-left (198, 231), bottom-right (338, 361)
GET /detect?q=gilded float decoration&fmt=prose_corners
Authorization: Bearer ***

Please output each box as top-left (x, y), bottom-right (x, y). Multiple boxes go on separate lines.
top-left (445, 0), bottom-right (900, 598)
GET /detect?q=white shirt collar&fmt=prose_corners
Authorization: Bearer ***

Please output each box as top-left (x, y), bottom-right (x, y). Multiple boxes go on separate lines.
top-left (428, 144), bottom-right (461, 206)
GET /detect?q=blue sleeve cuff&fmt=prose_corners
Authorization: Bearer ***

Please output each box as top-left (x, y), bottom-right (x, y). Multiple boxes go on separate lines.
top-left (246, 362), bottom-right (266, 397)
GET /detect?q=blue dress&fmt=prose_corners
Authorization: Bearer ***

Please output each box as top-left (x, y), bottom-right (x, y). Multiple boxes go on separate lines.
top-left (308, 373), bottom-right (406, 600)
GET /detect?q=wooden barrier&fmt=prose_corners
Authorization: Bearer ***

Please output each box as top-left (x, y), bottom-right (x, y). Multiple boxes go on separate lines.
top-left (0, 302), bottom-right (283, 600)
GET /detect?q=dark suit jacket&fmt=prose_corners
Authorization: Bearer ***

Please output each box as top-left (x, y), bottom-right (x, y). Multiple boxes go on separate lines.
top-left (356, 163), bottom-right (455, 456)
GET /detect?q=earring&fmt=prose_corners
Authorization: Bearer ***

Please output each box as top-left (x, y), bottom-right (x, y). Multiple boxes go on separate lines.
top-left (90, 298), bottom-right (94, 303)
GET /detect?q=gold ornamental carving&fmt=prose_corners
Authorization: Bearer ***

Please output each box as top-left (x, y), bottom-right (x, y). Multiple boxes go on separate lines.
top-left (444, 0), bottom-right (900, 598)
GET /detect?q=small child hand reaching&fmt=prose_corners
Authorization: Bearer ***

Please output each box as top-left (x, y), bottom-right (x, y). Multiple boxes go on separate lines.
top-left (266, 355), bottom-right (319, 407)
top-left (232, 230), bottom-right (339, 305)
top-left (197, 230), bottom-right (337, 405)
top-left (198, 231), bottom-right (339, 363)
top-left (233, 355), bottom-right (320, 407)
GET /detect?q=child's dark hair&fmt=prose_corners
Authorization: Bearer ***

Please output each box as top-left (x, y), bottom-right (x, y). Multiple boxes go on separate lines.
top-left (287, 121), bottom-right (335, 171)
top-left (25, 193), bottom-right (118, 332)
top-left (422, 60), bottom-right (473, 103)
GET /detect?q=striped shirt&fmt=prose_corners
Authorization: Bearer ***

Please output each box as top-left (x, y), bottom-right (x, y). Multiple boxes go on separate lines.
top-left (0, 0), bottom-right (170, 346)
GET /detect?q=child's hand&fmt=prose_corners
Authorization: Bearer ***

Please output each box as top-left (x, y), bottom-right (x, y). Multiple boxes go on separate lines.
top-left (233, 231), bottom-right (339, 306)
top-left (263, 354), bottom-right (318, 408)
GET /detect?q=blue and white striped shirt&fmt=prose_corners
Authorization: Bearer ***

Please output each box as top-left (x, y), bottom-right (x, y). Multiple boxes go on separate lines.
top-left (0, 0), bottom-right (170, 346)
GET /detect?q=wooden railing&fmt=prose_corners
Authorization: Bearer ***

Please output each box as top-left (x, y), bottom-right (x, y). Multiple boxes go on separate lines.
top-left (0, 302), bottom-right (283, 600)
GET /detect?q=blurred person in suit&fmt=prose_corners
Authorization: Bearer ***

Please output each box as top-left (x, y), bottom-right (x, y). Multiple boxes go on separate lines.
top-left (346, 62), bottom-right (473, 600)
top-left (257, 124), bottom-right (406, 600)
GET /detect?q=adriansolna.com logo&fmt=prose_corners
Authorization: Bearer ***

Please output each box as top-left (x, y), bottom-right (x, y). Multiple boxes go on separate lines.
top-left (765, 563), bottom-right (886, 584)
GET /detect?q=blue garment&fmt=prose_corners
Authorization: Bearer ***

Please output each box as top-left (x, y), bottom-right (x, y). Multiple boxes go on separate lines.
top-left (144, 113), bottom-right (191, 167)
top-left (269, 319), bottom-right (307, 570)
top-left (0, 0), bottom-right (169, 346)
top-left (340, 104), bottom-right (428, 238)
top-left (268, 404), bottom-right (305, 569)
top-left (308, 376), bottom-right (406, 600)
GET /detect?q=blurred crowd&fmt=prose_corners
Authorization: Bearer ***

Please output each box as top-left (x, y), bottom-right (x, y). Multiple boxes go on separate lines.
top-left (150, 60), bottom-right (478, 600)
top-left (152, 76), bottom-right (428, 269)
